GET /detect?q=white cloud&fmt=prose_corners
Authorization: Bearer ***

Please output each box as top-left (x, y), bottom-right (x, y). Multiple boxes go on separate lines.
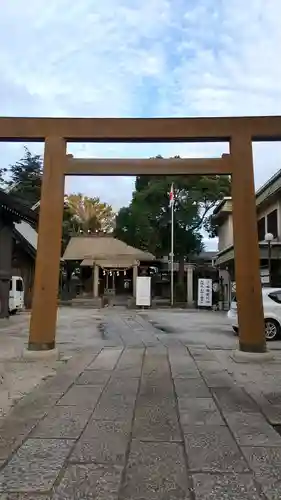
top-left (0, 0), bottom-right (281, 210)
top-left (203, 237), bottom-right (218, 252)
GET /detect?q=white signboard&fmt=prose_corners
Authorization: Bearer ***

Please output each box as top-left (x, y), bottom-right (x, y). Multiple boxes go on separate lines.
top-left (136, 276), bottom-right (151, 306)
top-left (197, 278), bottom-right (212, 307)
top-left (260, 268), bottom-right (270, 284)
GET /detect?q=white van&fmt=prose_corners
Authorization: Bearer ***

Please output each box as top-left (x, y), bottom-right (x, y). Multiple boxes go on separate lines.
top-left (9, 276), bottom-right (24, 314)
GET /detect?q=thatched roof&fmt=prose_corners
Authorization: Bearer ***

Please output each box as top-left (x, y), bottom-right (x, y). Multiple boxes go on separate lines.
top-left (63, 236), bottom-right (155, 265)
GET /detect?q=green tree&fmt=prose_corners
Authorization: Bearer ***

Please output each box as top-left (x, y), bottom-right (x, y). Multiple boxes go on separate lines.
top-left (6, 146), bottom-right (42, 206)
top-left (115, 162), bottom-right (230, 283)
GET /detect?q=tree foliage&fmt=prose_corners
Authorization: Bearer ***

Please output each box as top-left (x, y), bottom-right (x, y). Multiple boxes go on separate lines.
top-left (6, 147), bottom-right (43, 206)
top-left (2, 147), bottom-right (117, 255)
top-left (62, 193), bottom-right (116, 252)
top-left (0, 166), bottom-right (8, 187)
top-left (115, 158), bottom-right (231, 264)
top-left (64, 193), bottom-right (116, 234)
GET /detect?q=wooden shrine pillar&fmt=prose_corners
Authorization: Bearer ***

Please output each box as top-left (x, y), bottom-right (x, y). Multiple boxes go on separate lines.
top-left (93, 264), bottom-right (99, 298)
top-left (133, 264), bottom-right (138, 298)
top-left (28, 137), bottom-right (66, 351)
top-left (231, 134), bottom-right (266, 353)
top-left (0, 220), bottom-right (13, 318)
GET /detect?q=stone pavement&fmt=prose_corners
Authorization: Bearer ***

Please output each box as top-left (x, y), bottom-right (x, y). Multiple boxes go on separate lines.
top-left (1, 340), bottom-right (281, 498)
top-left (2, 310), bottom-right (281, 498)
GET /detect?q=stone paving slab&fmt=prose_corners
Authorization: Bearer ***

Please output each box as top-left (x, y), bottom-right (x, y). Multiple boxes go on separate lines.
top-left (261, 404), bottom-right (281, 425)
top-left (264, 391), bottom-right (281, 405)
top-left (201, 371), bottom-right (234, 388)
top-left (0, 494), bottom-right (52, 499)
top-left (192, 473), bottom-right (263, 500)
top-left (170, 360), bottom-right (198, 379)
top-left (224, 412), bottom-right (281, 447)
top-left (75, 370), bottom-right (111, 386)
top-left (139, 375), bottom-right (174, 392)
top-left (196, 361), bottom-right (226, 373)
top-left (184, 425), bottom-right (250, 472)
top-left (86, 348), bottom-right (123, 370)
top-left (115, 348), bottom-right (144, 369)
top-left (0, 415), bottom-right (45, 468)
top-left (9, 391), bottom-right (62, 421)
top-left (93, 393), bottom-right (136, 421)
top-left (241, 446), bottom-right (281, 487)
top-left (0, 439), bottom-right (73, 493)
top-left (178, 398), bottom-right (225, 426)
top-left (142, 356), bottom-right (170, 374)
top-left (113, 365), bottom-right (143, 378)
top-left (212, 387), bottom-right (260, 413)
top-left (142, 359), bottom-right (171, 386)
top-left (133, 405), bottom-right (181, 441)
top-left (56, 385), bottom-right (103, 409)
top-left (105, 377), bottom-right (139, 396)
top-left (31, 406), bottom-right (93, 439)
top-left (172, 367), bottom-right (201, 379)
top-left (189, 348), bottom-right (218, 361)
top-left (0, 433), bottom-right (25, 470)
top-left (137, 390), bottom-right (176, 408)
top-left (174, 378), bottom-right (211, 398)
top-left (119, 440), bottom-right (191, 500)
top-left (52, 463), bottom-right (123, 499)
top-left (70, 419), bottom-right (131, 465)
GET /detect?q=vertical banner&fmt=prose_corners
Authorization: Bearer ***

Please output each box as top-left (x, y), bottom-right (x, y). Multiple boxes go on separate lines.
top-left (136, 276), bottom-right (151, 306)
top-left (197, 278), bottom-right (213, 307)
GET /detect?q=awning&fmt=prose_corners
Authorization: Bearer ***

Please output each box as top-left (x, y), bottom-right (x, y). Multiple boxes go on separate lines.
top-left (95, 258), bottom-right (139, 269)
top-left (80, 259), bottom-right (94, 267)
top-left (80, 258), bottom-right (139, 268)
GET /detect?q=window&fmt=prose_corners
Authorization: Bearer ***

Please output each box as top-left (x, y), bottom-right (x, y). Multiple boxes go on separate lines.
top-left (16, 279), bottom-right (23, 292)
top-left (257, 217), bottom-right (265, 241)
top-left (267, 209), bottom-right (278, 238)
top-left (9, 280), bottom-right (12, 291)
top-left (268, 291), bottom-right (281, 304)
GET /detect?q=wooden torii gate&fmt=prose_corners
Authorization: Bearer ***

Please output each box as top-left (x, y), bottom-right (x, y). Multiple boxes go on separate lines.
top-left (1, 115), bottom-right (280, 355)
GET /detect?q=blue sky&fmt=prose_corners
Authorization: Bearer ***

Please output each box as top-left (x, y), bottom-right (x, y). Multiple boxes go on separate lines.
top-left (1, 0), bottom-right (281, 250)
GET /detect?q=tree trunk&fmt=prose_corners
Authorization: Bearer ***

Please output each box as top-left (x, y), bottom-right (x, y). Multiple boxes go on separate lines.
top-left (178, 255), bottom-right (185, 284)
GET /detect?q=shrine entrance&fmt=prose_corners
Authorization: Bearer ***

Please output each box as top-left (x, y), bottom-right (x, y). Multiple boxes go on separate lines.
top-left (1, 115), bottom-right (280, 354)
top-left (62, 233), bottom-right (154, 299)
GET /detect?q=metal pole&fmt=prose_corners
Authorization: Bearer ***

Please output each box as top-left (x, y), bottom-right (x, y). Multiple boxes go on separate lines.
top-left (268, 241), bottom-right (272, 286)
top-left (171, 201), bottom-right (174, 306)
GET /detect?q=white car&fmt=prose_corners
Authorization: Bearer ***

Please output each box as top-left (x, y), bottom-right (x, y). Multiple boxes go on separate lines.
top-left (227, 287), bottom-right (281, 341)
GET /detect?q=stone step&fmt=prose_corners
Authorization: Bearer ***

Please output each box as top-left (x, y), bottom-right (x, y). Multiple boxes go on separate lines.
top-left (71, 296), bottom-right (133, 308)
top-left (71, 298), bottom-right (102, 308)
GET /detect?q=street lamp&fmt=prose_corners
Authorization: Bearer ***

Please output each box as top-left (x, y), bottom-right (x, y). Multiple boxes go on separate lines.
top-left (265, 232), bottom-right (274, 286)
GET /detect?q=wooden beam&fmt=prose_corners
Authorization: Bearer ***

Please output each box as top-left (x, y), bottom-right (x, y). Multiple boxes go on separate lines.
top-left (0, 116), bottom-right (281, 142)
top-left (64, 156), bottom-right (232, 176)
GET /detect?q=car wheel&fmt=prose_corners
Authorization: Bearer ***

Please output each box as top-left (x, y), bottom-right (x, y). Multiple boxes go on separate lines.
top-left (265, 319), bottom-right (280, 341)
top-left (232, 326), bottom-right (239, 335)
